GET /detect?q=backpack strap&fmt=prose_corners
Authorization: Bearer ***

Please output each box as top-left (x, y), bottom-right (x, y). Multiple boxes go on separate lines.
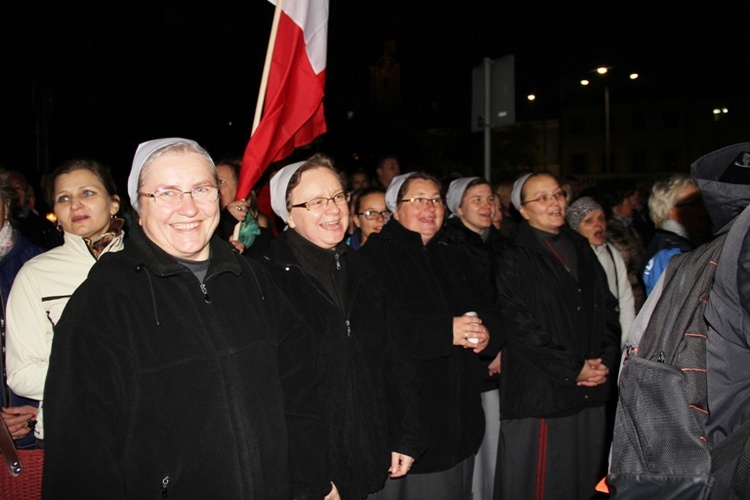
top-left (712, 418), bottom-right (750, 499)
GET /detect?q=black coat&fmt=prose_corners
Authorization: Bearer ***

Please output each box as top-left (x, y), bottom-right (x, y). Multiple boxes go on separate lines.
top-left (441, 218), bottom-right (507, 391)
top-left (43, 226), bottom-right (330, 499)
top-left (494, 223), bottom-right (621, 419)
top-left (262, 230), bottom-right (424, 499)
top-left (362, 219), bottom-right (503, 474)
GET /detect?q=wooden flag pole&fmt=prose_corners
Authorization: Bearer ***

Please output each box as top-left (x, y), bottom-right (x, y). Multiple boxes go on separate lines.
top-left (251, 0), bottom-right (284, 136)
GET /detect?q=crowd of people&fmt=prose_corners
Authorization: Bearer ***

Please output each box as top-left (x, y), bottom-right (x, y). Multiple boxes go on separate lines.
top-left (0, 138), bottom-right (718, 499)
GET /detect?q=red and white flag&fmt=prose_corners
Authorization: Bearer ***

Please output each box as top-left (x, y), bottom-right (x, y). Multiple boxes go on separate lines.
top-left (237, 0), bottom-right (329, 199)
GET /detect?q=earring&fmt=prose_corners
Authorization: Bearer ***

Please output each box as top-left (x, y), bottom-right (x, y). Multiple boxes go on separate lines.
top-left (56, 220), bottom-right (63, 232)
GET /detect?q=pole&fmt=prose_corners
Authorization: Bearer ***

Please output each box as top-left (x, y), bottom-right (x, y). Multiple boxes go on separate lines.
top-left (483, 57), bottom-right (491, 183)
top-left (604, 84), bottom-right (610, 174)
top-left (251, 0), bottom-right (284, 136)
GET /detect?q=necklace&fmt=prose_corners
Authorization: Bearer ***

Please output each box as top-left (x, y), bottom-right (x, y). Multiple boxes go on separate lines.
top-left (543, 238), bottom-right (570, 273)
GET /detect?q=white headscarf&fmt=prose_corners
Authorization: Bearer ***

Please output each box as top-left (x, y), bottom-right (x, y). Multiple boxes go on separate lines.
top-left (128, 137), bottom-right (201, 212)
top-left (269, 161), bottom-right (306, 223)
top-left (385, 173), bottom-right (413, 212)
top-left (446, 177), bottom-right (480, 215)
top-left (511, 173), bottom-right (533, 210)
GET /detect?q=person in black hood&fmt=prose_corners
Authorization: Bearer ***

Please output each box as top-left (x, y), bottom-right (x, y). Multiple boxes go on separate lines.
top-left (691, 143), bottom-right (750, 499)
top-left (262, 155), bottom-right (424, 500)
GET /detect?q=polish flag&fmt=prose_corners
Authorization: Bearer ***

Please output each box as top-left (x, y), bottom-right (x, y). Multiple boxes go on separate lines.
top-left (237, 0), bottom-right (329, 199)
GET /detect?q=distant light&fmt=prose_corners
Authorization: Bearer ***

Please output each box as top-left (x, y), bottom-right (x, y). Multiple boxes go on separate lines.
top-left (596, 67), bottom-right (608, 75)
top-left (228, 121), bottom-right (233, 126)
top-left (629, 73), bottom-right (639, 80)
top-left (527, 94), bottom-right (536, 101)
top-left (347, 111), bottom-right (355, 120)
top-left (580, 79), bottom-right (590, 86)
top-left (46, 212), bottom-right (57, 223)
top-left (722, 108), bottom-right (729, 114)
top-left (713, 108), bottom-right (721, 115)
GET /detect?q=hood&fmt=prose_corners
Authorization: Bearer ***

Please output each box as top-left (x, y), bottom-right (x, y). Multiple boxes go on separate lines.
top-left (691, 142), bottom-right (750, 235)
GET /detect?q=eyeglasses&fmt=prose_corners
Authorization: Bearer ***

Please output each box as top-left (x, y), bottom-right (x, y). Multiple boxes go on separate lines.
top-left (290, 192), bottom-right (349, 212)
top-left (140, 185), bottom-right (219, 207)
top-left (357, 210), bottom-right (391, 220)
top-left (398, 197), bottom-right (444, 207)
top-left (522, 191), bottom-right (565, 205)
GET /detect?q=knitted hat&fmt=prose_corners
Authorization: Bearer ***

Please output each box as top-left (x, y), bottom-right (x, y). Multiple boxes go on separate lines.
top-left (565, 196), bottom-right (603, 230)
top-left (128, 137), bottom-right (201, 212)
top-left (269, 161), bottom-right (306, 223)
top-left (511, 173), bottom-right (533, 210)
top-left (385, 173), bottom-right (413, 212)
top-left (446, 177), bottom-right (480, 214)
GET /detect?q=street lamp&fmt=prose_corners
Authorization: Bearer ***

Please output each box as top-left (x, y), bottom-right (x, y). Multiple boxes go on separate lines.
top-left (580, 67), bottom-right (638, 174)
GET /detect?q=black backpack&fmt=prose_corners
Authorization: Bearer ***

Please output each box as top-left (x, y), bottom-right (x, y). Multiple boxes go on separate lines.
top-left (608, 233), bottom-right (750, 499)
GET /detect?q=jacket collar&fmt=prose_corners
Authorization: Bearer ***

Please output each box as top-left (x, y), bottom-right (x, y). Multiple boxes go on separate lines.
top-left (128, 224), bottom-right (241, 278)
top-left (264, 229), bottom-right (347, 269)
top-left (513, 222), bottom-right (586, 254)
top-left (62, 229), bottom-right (125, 260)
top-left (379, 218), bottom-right (445, 250)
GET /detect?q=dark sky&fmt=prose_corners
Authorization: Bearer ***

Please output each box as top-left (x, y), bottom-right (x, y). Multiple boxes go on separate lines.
top-left (2, 0), bottom-right (747, 186)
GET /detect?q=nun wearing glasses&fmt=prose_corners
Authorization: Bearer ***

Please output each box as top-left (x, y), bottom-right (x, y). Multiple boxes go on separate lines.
top-left (492, 172), bottom-right (619, 500)
top-left (362, 172), bottom-right (502, 500)
top-left (261, 154), bottom-right (423, 500)
top-left (42, 138), bottom-right (336, 499)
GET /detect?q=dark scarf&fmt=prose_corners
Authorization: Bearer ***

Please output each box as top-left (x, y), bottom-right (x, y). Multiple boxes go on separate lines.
top-left (286, 229), bottom-right (348, 312)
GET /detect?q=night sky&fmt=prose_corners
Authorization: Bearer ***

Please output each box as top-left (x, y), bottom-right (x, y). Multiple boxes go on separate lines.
top-left (2, 0), bottom-right (747, 189)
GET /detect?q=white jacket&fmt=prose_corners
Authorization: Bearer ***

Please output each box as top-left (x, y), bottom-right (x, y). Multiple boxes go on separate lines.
top-left (6, 231), bottom-right (124, 439)
top-left (592, 242), bottom-right (636, 350)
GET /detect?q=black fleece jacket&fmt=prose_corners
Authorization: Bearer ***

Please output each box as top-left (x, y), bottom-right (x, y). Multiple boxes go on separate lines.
top-left (494, 223), bottom-right (621, 419)
top-left (43, 226), bottom-right (330, 499)
top-left (262, 229), bottom-right (424, 499)
top-left (362, 220), bottom-right (503, 474)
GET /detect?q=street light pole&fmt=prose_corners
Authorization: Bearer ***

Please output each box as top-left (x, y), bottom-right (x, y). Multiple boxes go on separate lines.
top-left (582, 68), bottom-right (638, 175)
top-left (604, 84), bottom-right (610, 174)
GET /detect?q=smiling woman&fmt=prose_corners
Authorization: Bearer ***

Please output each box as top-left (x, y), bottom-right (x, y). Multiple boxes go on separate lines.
top-left (361, 171), bottom-right (504, 500)
top-left (41, 138), bottom-right (336, 499)
top-left (491, 173), bottom-right (621, 500)
top-left (262, 155), bottom-right (424, 499)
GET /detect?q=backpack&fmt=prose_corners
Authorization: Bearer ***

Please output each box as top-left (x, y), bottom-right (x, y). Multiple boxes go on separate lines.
top-left (608, 233), bottom-right (750, 499)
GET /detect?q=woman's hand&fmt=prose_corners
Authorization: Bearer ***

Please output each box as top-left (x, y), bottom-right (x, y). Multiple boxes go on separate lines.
top-left (452, 316), bottom-right (490, 353)
top-left (324, 482), bottom-right (340, 500)
top-left (1, 405), bottom-right (37, 440)
top-left (576, 358), bottom-right (609, 387)
top-left (226, 199), bottom-right (251, 222)
top-left (389, 452), bottom-right (415, 478)
top-left (488, 351), bottom-right (502, 376)
top-left (228, 236), bottom-right (245, 254)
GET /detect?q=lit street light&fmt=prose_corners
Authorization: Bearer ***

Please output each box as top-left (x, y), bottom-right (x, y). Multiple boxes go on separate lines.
top-left (580, 66), bottom-right (638, 174)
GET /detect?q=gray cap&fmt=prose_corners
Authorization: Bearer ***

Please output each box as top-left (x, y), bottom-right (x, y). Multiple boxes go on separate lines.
top-left (385, 173), bottom-right (413, 212)
top-left (565, 196), bottom-right (602, 230)
top-left (269, 161), bottom-right (306, 223)
top-left (128, 137), bottom-right (200, 212)
top-left (511, 173), bottom-right (533, 210)
top-left (446, 177), bottom-right (480, 214)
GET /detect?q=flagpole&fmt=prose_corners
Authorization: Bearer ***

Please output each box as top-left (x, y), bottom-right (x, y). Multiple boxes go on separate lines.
top-left (251, 0), bottom-right (284, 136)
